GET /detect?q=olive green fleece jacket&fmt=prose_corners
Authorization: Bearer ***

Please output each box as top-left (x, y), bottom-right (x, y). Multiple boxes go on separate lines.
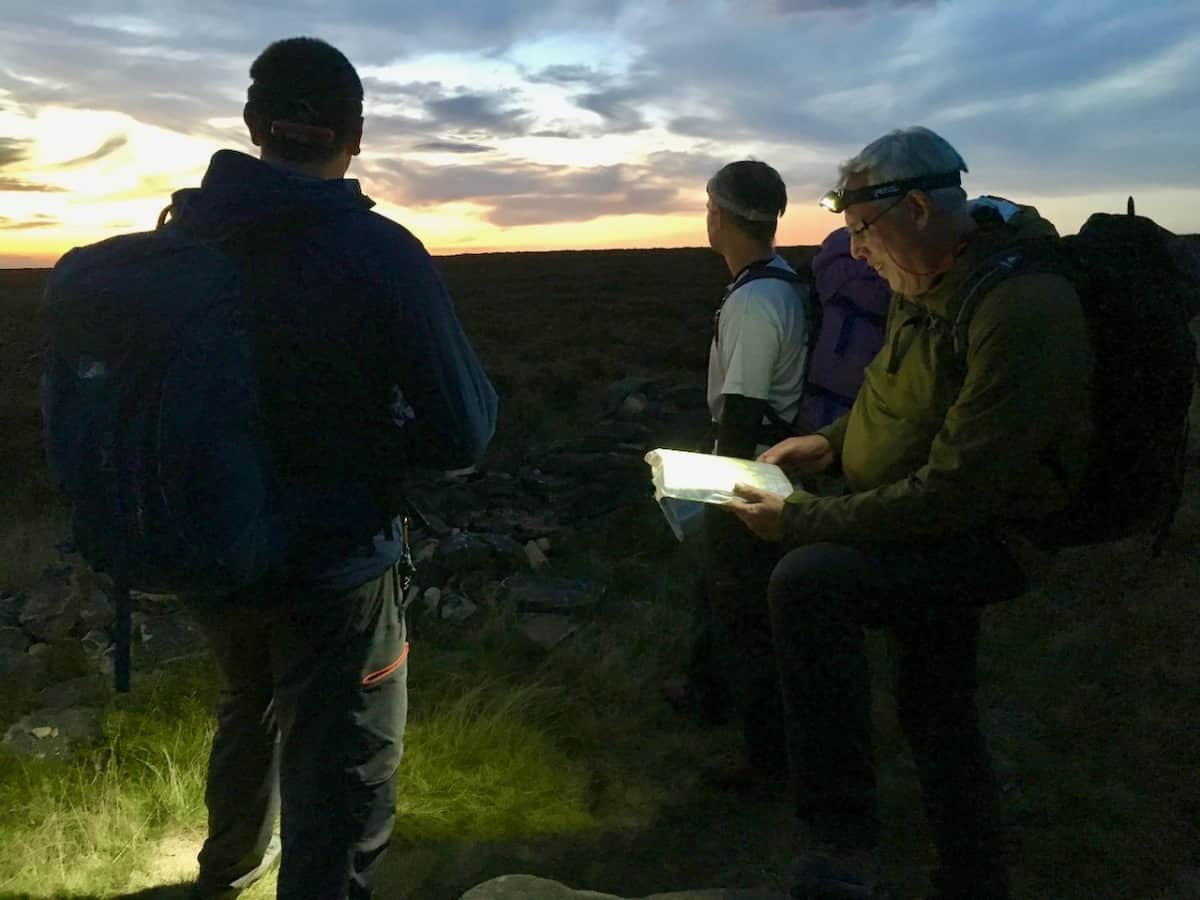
top-left (781, 209), bottom-right (1092, 544)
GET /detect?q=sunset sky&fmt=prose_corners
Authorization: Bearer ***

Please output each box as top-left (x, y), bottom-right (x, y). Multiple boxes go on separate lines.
top-left (1, 0), bottom-right (1198, 267)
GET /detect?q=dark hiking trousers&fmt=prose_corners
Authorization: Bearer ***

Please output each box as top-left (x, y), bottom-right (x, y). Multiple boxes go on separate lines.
top-left (188, 567), bottom-right (408, 900)
top-left (767, 537), bottom-right (1026, 899)
top-left (689, 504), bottom-right (788, 770)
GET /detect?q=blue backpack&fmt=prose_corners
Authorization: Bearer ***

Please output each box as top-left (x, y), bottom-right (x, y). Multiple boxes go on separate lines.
top-left (42, 222), bottom-right (296, 689)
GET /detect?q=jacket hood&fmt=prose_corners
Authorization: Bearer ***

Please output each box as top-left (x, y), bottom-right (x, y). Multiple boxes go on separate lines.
top-left (167, 149), bottom-right (373, 241)
top-left (901, 200), bottom-right (1062, 319)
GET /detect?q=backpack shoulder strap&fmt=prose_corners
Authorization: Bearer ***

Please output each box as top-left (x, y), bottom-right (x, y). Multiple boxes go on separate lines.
top-left (733, 261), bottom-right (824, 436)
top-left (951, 249), bottom-right (1027, 358)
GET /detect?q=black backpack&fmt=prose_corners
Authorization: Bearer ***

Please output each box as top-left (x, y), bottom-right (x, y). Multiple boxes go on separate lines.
top-left (957, 199), bottom-right (1199, 554)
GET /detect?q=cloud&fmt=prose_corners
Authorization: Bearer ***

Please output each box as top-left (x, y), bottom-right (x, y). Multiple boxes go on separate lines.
top-left (362, 81), bottom-right (547, 148)
top-left (0, 0), bottom-right (1197, 241)
top-left (364, 148), bottom-right (726, 226)
top-left (0, 137), bottom-right (31, 167)
top-left (573, 88), bottom-right (648, 134)
top-left (53, 134), bottom-right (128, 167)
top-left (425, 92), bottom-right (535, 137)
top-left (0, 136), bottom-right (65, 191)
top-left (411, 139), bottom-right (494, 154)
top-left (0, 213), bottom-right (59, 228)
top-left (527, 64), bottom-right (604, 86)
top-left (759, 0), bottom-right (934, 11)
top-left (0, 177), bottom-right (66, 192)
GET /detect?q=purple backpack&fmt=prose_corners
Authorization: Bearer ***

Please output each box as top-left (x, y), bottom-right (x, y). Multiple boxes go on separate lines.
top-left (797, 228), bottom-right (892, 431)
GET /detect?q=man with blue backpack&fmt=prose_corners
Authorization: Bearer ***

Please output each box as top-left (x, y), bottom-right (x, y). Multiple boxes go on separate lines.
top-left (41, 37), bottom-right (497, 900)
top-left (725, 125), bottom-right (1197, 899)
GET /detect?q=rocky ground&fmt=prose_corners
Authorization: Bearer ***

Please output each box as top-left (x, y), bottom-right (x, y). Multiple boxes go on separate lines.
top-left (0, 372), bottom-right (712, 762)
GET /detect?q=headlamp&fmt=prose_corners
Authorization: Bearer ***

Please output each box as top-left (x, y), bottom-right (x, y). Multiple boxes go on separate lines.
top-left (818, 171), bottom-right (963, 213)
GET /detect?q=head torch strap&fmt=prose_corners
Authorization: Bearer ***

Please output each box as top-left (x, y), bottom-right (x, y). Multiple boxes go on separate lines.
top-left (820, 170), bottom-right (963, 212)
top-left (270, 120), bottom-right (336, 147)
top-left (708, 188), bottom-right (781, 223)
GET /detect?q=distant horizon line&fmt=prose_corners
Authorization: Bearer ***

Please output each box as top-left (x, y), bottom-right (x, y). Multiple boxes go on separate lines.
top-left (6, 232), bottom-right (1197, 271)
top-left (1, 242), bottom-right (826, 271)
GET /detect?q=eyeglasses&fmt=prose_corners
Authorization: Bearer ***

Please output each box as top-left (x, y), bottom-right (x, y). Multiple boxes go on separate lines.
top-left (818, 170), bottom-right (962, 213)
top-left (847, 196), bottom-right (906, 238)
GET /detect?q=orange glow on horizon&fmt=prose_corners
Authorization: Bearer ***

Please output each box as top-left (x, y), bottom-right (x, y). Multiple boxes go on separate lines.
top-left (4, 108), bottom-right (1197, 270)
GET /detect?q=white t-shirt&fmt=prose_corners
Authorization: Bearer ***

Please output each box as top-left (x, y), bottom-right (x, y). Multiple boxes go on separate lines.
top-left (706, 255), bottom-right (811, 439)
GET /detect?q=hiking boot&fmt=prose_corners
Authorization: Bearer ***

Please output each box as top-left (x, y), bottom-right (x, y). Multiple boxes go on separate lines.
top-left (790, 844), bottom-right (888, 900)
top-left (193, 833), bottom-right (281, 899)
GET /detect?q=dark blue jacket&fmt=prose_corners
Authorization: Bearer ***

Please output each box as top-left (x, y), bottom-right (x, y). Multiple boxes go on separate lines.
top-left (168, 150), bottom-right (496, 593)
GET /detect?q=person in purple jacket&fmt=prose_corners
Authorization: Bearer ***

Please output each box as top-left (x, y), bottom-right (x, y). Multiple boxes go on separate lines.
top-left (798, 226), bottom-right (892, 433)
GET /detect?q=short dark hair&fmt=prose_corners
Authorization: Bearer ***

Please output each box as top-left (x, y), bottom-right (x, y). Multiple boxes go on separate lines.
top-left (245, 37), bottom-right (364, 163)
top-left (708, 160), bottom-right (787, 241)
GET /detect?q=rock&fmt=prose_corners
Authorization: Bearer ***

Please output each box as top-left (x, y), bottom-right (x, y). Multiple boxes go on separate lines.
top-left (422, 511), bottom-right (453, 537)
top-left (595, 420), bottom-right (653, 444)
top-left (28, 642), bottom-right (52, 658)
top-left (476, 581), bottom-right (504, 609)
top-left (478, 532), bottom-right (528, 569)
top-left (477, 508), bottom-right (562, 541)
top-left (517, 614), bottom-right (578, 650)
top-left (81, 629), bottom-right (112, 657)
top-left (518, 468), bottom-right (576, 499)
top-left (77, 589), bottom-right (114, 633)
top-left (130, 591), bottom-right (178, 611)
top-left (548, 435), bottom-right (625, 455)
top-left (435, 532), bottom-right (495, 573)
top-left (536, 537), bottom-right (552, 553)
top-left (422, 587), bottom-right (443, 617)
top-left (524, 541), bottom-right (550, 572)
top-left (604, 376), bottom-right (647, 412)
top-left (414, 538), bottom-right (440, 566)
top-left (657, 382), bottom-right (708, 412)
top-left (617, 392), bottom-right (649, 419)
top-left (37, 674), bottom-right (111, 710)
top-left (0, 625), bottom-right (28, 655)
top-left (439, 592), bottom-right (477, 623)
top-left (459, 874), bottom-right (788, 900)
top-left (131, 610), bottom-right (151, 640)
top-left (457, 569), bottom-right (500, 600)
top-left (0, 650), bottom-right (49, 713)
top-left (94, 572), bottom-right (116, 595)
top-left (552, 483), bottom-right (625, 517)
top-left (129, 613), bottom-right (203, 669)
top-left (472, 473), bottom-right (524, 503)
top-left (0, 591), bottom-right (23, 626)
top-left (2, 707), bottom-right (103, 759)
top-left (534, 452), bottom-right (604, 478)
top-left (502, 575), bottom-right (596, 614)
top-left (18, 578), bottom-right (80, 643)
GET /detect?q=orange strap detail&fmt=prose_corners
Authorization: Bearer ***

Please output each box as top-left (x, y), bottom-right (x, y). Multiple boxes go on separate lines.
top-left (361, 642), bottom-right (409, 687)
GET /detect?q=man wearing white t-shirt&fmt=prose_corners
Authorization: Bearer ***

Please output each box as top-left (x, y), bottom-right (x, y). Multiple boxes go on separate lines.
top-left (677, 160), bottom-right (814, 790)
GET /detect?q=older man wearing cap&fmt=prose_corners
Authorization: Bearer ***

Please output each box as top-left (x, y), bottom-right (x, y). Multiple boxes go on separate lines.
top-left (669, 160), bottom-right (816, 793)
top-left (725, 128), bottom-right (1090, 899)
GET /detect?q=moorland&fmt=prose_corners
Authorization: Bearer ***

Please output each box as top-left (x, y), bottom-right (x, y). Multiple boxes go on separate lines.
top-left (0, 248), bottom-right (1198, 899)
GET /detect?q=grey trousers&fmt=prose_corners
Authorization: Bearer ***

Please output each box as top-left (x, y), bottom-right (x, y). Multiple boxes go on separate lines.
top-left (188, 567), bottom-right (408, 900)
